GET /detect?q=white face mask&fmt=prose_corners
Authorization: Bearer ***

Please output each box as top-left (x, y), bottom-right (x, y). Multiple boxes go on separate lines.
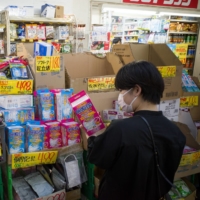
top-left (118, 89), bottom-right (137, 113)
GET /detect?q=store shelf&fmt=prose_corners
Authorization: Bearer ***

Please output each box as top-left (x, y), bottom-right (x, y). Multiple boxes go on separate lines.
top-left (169, 32), bottom-right (198, 35)
top-left (170, 19), bottom-right (198, 23)
top-left (9, 16), bottom-right (73, 24)
top-left (183, 68), bottom-right (193, 70)
top-left (124, 35), bottom-right (139, 37)
top-left (124, 29), bottom-right (139, 31)
top-left (112, 35), bottom-right (123, 37)
top-left (124, 41), bottom-right (138, 43)
top-left (10, 38), bottom-right (70, 43)
top-left (111, 23), bottom-right (123, 25)
top-left (111, 31), bottom-right (123, 32)
top-left (186, 56), bottom-right (195, 58)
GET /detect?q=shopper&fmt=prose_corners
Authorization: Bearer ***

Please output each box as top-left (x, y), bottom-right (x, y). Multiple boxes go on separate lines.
top-left (111, 37), bottom-right (122, 50)
top-left (87, 61), bottom-right (186, 200)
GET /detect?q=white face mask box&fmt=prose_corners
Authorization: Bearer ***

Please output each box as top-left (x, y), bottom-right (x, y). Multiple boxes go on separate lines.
top-left (103, 109), bottom-right (133, 123)
top-left (41, 4), bottom-right (55, 18)
top-left (0, 95), bottom-right (33, 109)
top-left (159, 98), bottom-right (180, 119)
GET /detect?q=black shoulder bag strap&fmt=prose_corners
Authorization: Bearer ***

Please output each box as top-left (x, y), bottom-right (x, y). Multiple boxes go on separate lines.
top-left (137, 115), bottom-right (176, 199)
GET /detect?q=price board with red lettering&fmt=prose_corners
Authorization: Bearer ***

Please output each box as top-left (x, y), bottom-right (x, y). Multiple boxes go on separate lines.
top-left (180, 96), bottom-right (199, 107)
top-left (12, 151), bottom-right (58, 169)
top-left (36, 56), bottom-right (60, 72)
top-left (157, 66), bottom-right (176, 78)
top-left (0, 79), bottom-right (33, 95)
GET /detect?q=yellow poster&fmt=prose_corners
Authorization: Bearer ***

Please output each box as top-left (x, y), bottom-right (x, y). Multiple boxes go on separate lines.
top-left (180, 96), bottom-right (198, 107)
top-left (12, 151), bottom-right (58, 169)
top-left (157, 66), bottom-right (176, 78)
top-left (175, 44), bottom-right (188, 65)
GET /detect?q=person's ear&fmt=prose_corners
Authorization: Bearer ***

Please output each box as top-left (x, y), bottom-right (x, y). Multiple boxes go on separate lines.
top-left (133, 85), bottom-right (142, 96)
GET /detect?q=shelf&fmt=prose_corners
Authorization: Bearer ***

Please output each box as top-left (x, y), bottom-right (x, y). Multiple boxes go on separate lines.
top-left (112, 35), bottom-right (123, 37)
top-left (111, 23), bottom-right (123, 25)
top-left (124, 35), bottom-right (139, 37)
top-left (186, 56), bottom-right (195, 58)
top-left (183, 68), bottom-right (193, 70)
top-left (124, 29), bottom-right (139, 31)
top-left (9, 16), bottom-right (73, 24)
top-left (169, 32), bottom-right (198, 35)
top-left (124, 41), bottom-right (138, 43)
top-left (167, 43), bottom-right (196, 46)
top-left (111, 31), bottom-right (123, 32)
top-left (10, 38), bottom-right (70, 43)
top-left (170, 19), bottom-right (198, 23)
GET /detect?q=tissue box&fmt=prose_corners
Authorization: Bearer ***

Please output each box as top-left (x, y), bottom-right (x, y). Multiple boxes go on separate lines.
top-left (5, 6), bottom-right (19, 16)
top-left (19, 6), bottom-right (34, 17)
top-left (0, 95), bottom-right (33, 109)
top-left (41, 4), bottom-right (55, 18)
top-left (34, 42), bottom-right (53, 56)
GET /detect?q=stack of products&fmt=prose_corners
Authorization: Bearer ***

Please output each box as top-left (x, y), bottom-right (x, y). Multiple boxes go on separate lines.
top-left (182, 70), bottom-right (200, 92)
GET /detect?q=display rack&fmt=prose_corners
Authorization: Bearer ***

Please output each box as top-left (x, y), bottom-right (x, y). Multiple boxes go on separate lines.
top-left (0, 10), bottom-right (84, 55)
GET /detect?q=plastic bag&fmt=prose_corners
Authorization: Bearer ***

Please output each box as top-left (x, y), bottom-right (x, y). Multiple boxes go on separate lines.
top-left (174, 179), bottom-right (191, 197)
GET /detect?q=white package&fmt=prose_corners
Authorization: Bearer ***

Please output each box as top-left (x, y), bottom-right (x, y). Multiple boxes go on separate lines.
top-left (55, 26), bottom-right (69, 40)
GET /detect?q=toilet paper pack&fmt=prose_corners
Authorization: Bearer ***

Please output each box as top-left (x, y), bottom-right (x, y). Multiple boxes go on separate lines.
top-left (68, 90), bottom-right (105, 136)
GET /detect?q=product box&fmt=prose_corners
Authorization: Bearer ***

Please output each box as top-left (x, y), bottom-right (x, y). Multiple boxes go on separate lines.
top-left (5, 6), bottom-right (19, 16)
top-left (66, 188), bottom-right (81, 200)
top-left (7, 126), bottom-right (25, 154)
top-left (61, 121), bottom-right (81, 146)
top-left (102, 109), bottom-right (133, 123)
top-left (0, 95), bottom-right (33, 109)
top-left (109, 44), bottom-right (183, 100)
top-left (55, 6), bottom-right (64, 18)
top-left (16, 43), bottom-right (65, 90)
top-left (26, 123), bottom-right (45, 152)
top-left (34, 42), bottom-right (54, 57)
top-left (19, 6), bottom-right (34, 17)
top-left (41, 4), bottom-right (56, 18)
top-left (69, 90), bottom-right (105, 136)
top-left (159, 98), bottom-right (180, 121)
top-left (44, 122), bottom-right (62, 149)
top-left (55, 26), bottom-right (69, 40)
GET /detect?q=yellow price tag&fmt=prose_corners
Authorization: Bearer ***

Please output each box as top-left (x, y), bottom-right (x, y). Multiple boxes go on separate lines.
top-left (192, 151), bottom-right (200, 164)
top-left (38, 40), bottom-right (42, 42)
top-left (88, 77), bottom-right (115, 91)
top-left (47, 40), bottom-right (52, 43)
top-left (180, 96), bottom-right (199, 107)
top-left (29, 39), bottom-right (33, 42)
top-left (179, 154), bottom-right (192, 166)
top-left (21, 38), bottom-right (25, 42)
top-left (12, 151), bottom-right (58, 169)
top-left (54, 40), bottom-right (58, 42)
top-left (36, 56), bottom-right (60, 72)
top-left (157, 66), bottom-right (176, 78)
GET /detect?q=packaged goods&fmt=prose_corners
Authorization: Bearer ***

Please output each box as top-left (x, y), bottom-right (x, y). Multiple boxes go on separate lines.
top-left (61, 121), bottom-right (81, 146)
top-left (17, 24), bottom-right (25, 39)
top-left (46, 26), bottom-right (54, 39)
top-left (12, 177), bottom-right (38, 200)
top-left (103, 109), bottom-right (133, 123)
top-left (44, 121), bottom-right (62, 149)
top-left (10, 23), bottom-right (18, 39)
top-left (37, 25), bottom-right (46, 40)
top-left (0, 95), bottom-right (33, 109)
top-left (24, 172), bottom-right (54, 197)
top-left (9, 61), bottom-right (28, 79)
top-left (5, 6), bottom-right (19, 16)
top-left (7, 125), bottom-right (25, 154)
top-left (69, 90), bottom-right (105, 136)
top-left (51, 167), bottom-right (66, 190)
top-left (34, 41), bottom-right (54, 56)
top-left (174, 179), bottom-right (191, 197)
top-left (113, 100), bottom-right (120, 111)
top-left (38, 92), bottom-right (55, 121)
top-left (41, 4), bottom-right (56, 18)
top-left (51, 89), bottom-right (73, 121)
top-left (61, 43), bottom-right (72, 53)
top-left (55, 26), bottom-right (69, 40)
top-left (168, 188), bottom-right (181, 199)
top-left (25, 24), bottom-right (37, 40)
top-left (26, 123), bottom-right (45, 152)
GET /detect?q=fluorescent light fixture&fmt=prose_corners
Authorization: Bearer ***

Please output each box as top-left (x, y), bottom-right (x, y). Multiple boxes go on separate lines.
top-left (103, 8), bottom-right (157, 15)
top-left (160, 12), bottom-right (200, 17)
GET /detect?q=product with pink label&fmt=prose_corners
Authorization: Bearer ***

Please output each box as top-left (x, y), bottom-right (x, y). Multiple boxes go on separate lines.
top-left (44, 121), bottom-right (62, 149)
top-left (68, 90), bottom-right (105, 136)
top-left (61, 121), bottom-right (81, 146)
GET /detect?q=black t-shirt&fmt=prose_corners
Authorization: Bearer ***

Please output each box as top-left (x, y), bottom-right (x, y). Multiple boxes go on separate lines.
top-left (87, 110), bottom-right (186, 200)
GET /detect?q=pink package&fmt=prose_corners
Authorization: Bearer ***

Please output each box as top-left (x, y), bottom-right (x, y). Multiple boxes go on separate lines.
top-left (61, 121), bottom-right (81, 146)
top-left (44, 121), bottom-right (62, 149)
top-left (68, 90), bottom-right (105, 136)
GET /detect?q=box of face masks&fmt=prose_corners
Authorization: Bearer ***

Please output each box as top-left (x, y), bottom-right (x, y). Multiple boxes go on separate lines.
top-left (41, 4), bottom-right (56, 18)
top-left (34, 42), bottom-right (54, 57)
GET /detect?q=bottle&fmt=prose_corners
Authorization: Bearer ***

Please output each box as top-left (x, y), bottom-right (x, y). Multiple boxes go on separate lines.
top-left (190, 35), bottom-right (194, 44)
top-left (185, 59), bottom-right (190, 68)
top-left (187, 35), bottom-right (191, 43)
top-left (193, 36), bottom-right (197, 44)
top-left (173, 35), bottom-right (177, 43)
top-left (189, 59), bottom-right (194, 68)
top-left (184, 35), bottom-right (187, 43)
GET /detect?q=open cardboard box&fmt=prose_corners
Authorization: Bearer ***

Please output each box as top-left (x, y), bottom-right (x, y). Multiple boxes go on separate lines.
top-left (108, 44), bottom-right (183, 101)
top-left (16, 43), bottom-right (65, 90)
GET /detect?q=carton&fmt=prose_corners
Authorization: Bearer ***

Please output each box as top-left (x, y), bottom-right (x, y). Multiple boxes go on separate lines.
top-left (34, 42), bottom-right (54, 57)
top-left (41, 4), bottom-right (55, 18)
top-left (55, 6), bottom-right (64, 18)
top-left (66, 188), bottom-right (81, 200)
top-left (109, 44), bottom-right (183, 100)
top-left (16, 43), bottom-right (65, 90)
top-left (69, 90), bottom-right (105, 136)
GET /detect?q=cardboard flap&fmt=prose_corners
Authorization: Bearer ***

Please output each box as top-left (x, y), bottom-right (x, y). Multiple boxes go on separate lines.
top-left (174, 122), bottom-right (200, 150)
top-left (106, 53), bottom-right (123, 74)
top-left (129, 44), bottom-right (149, 61)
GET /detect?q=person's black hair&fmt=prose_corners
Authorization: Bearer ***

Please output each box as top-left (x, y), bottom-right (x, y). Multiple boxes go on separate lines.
top-left (112, 37), bottom-right (121, 44)
top-left (115, 61), bottom-right (164, 104)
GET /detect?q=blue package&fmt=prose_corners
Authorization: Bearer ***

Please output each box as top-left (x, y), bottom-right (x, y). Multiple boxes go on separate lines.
top-left (26, 124), bottom-right (45, 152)
top-left (7, 126), bottom-right (25, 154)
top-left (10, 63), bottom-right (28, 79)
top-left (34, 42), bottom-right (53, 57)
top-left (17, 24), bottom-right (25, 39)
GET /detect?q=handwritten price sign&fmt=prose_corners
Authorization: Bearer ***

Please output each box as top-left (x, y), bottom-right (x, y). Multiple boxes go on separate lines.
top-left (12, 151), bottom-right (58, 169)
top-left (0, 80), bottom-right (33, 94)
top-left (88, 77), bottom-right (115, 91)
top-left (157, 66), bottom-right (176, 78)
top-left (36, 56), bottom-right (60, 72)
top-left (180, 96), bottom-right (199, 108)
top-left (35, 189), bottom-right (66, 200)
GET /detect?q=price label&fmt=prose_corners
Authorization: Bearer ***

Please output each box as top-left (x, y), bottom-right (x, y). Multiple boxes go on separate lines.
top-left (192, 151), bottom-right (200, 164)
top-left (157, 66), bottom-right (176, 78)
top-left (88, 77), bottom-right (115, 91)
top-left (36, 56), bottom-right (60, 72)
top-left (21, 38), bottom-right (25, 42)
top-left (180, 96), bottom-right (199, 107)
top-left (179, 154), bottom-right (192, 166)
top-left (12, 151), bottom-right (58, 169)
top-left (0, 80), bottom-right (33, 94)
top-left (29, 39), bottom-right (33, 42)
top-left (47, 40), bottom-right (51, 43)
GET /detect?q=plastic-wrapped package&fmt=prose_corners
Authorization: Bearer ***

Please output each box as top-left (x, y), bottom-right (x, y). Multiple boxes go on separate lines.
top-left (168, 188), bottom-right (181, 199)
top-left (174, 179), bottom-right (191, 197)
top-left (25, 24), bottom-right (37, 40)
top-left (10, 23), bottom-right (18, 39)
top-left (24, 172), bottom-right (54, 197)
top-left (37, 25), bottom-right (46, 40)
top-left (46, 26), bottom-right (55, 39)
top-left (51, 167), bottom-right (66, 190)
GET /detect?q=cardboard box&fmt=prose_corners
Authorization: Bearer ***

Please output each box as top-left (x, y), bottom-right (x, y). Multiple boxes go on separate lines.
top-left (55, 6), bottom-right (64, 18)
top-left (35, 189), bottom-right (66, 200)
top-left (66, 188), bottom-right (81, 200)
top-left (109, 44), bottom-right (183, 100)
top-left (16, 43), bottom-right (65, 90)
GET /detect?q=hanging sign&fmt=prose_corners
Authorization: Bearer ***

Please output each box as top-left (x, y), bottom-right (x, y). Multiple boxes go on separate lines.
top-left (122, 0), bottom-right (198, 9)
